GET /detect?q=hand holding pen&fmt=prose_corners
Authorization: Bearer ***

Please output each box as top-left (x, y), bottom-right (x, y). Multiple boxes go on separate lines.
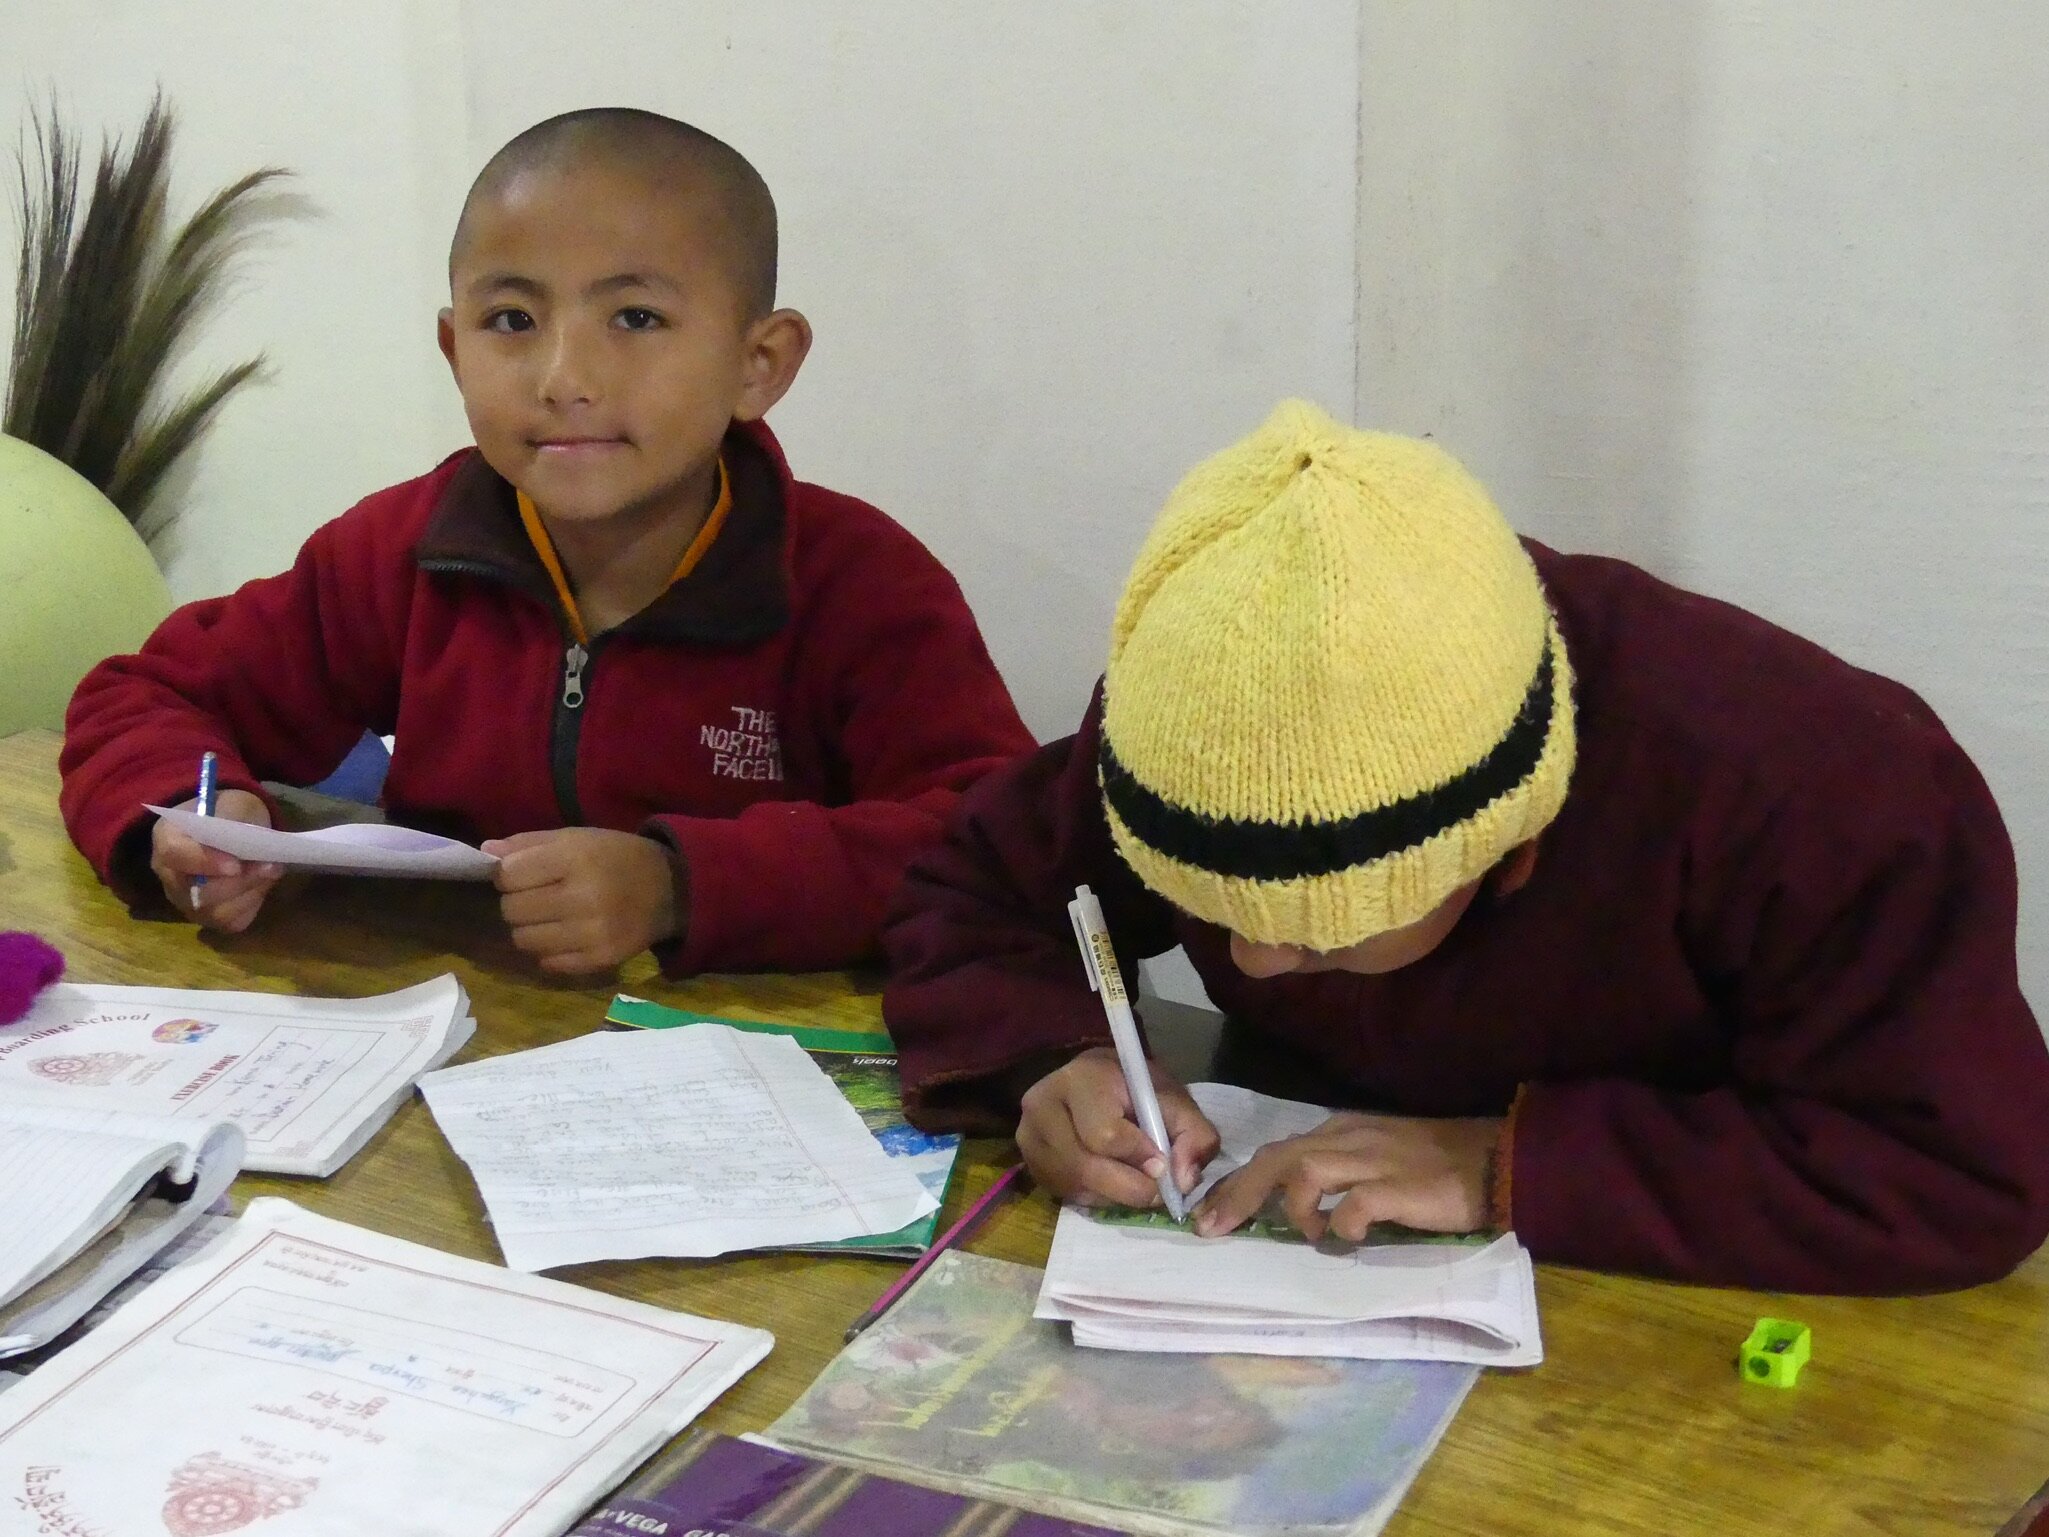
top-left (148, 753), bottom-right (284, 931)
top-left (1010, 886), bottom-right (1221, 1215)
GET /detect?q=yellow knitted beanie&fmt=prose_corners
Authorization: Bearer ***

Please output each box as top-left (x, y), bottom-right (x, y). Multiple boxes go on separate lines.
top-left (1100, 400), bottom-right (1575, 949)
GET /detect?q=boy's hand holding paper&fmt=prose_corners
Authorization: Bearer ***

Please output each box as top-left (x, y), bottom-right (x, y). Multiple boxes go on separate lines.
top-left (149, 789), bottom-right (282, 930)
top-left (484, 827), bottom-right (681, 975)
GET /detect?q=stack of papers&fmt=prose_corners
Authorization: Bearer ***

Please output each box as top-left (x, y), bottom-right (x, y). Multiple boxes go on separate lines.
top-left (0, 1200), bottom-right (772, 1536)
top-left (0, 976), bottom-right (476, 1175)
top-left (420, 1025), bottom-right (939, 1270)
top-left (1036, 1083), bottom-right (1542, 1366)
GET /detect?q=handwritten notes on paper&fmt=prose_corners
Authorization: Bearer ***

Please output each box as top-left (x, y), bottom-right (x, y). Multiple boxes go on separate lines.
top-left (419, 1025), bottom-right (939, 1271)
top-left (147, 805), bottom-right (500, 879)
top-left (0, 976), bottom-right (476, 1175)
top-left (0, 1200), bottom-right (772, 1537)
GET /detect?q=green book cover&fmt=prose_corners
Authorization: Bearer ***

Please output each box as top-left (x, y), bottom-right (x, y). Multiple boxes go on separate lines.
top-left (605, 994), bottom-right (961, 1257)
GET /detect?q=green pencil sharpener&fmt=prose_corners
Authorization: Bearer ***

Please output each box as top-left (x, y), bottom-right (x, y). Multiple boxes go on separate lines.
top-left (1739, 1318), bottom-right (1811, 1387)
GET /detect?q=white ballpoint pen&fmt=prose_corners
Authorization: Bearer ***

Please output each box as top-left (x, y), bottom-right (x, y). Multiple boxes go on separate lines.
top-left (1067, 883), bottom-right (1187, 1221)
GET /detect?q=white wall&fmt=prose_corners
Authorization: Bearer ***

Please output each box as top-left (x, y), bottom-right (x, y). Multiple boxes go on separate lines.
top-left (8, 5), bottom-right (2044, 1015)
top-left (2, 1), bottom-right (1359, 744)
top-left (1359, 1), bottom-right (2049, 1018)
top-left (0, 1), bottom-right (471, 597)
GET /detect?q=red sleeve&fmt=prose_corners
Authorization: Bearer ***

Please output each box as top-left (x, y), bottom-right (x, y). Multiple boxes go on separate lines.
top-left (644, 539), bottom-right (1035, 976)
top-left (882, 690), bottom-right (1183, 1133)
top-left (1511, 738), bottom-right (2049, 1293)
top-left (60, 502), bottom-right (408, 908)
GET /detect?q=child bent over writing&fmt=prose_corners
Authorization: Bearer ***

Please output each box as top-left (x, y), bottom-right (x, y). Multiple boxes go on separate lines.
top-left (884, 401), bottom-right (2049, 1293)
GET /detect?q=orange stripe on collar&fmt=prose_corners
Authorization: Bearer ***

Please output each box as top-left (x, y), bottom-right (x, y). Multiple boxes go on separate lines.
top-left (516, 457), bottom-right (732, 646)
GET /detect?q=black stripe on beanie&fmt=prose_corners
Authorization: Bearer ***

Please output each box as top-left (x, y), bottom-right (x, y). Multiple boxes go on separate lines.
top-left (1100, 639), bottom-right (1558, 882)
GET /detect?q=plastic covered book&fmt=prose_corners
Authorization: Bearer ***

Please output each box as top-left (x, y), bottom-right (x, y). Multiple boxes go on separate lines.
top-left (573, 1427), bottom-right (1124, 1536)
top-left (765, 1252), bottom-right (1478, 1537)
top-left (605, 995), bottom-right (960, 1257)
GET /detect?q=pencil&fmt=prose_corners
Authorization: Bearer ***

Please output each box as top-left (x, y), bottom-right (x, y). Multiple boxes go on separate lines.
top-left (843, 1163), bottom-right (1028, 1343)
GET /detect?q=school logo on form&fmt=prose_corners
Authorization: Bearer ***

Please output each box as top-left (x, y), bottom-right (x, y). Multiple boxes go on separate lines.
top-left (701, 704), bottom-right (784, 782)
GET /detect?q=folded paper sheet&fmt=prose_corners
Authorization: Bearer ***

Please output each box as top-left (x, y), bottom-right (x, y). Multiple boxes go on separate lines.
top-left (420, 1025), bottom-right (939, 1270)
top-left (0, 1200), bottom-right (772, 1537)
top-left (148, 805), bottom-right (500, 879)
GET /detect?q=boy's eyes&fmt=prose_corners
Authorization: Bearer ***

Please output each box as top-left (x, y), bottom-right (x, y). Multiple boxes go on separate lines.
top-left (474, 306), bottom-right (665, 333)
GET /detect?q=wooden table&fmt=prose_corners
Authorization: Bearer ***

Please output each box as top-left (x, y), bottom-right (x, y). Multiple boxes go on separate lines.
top-left (4, 727), bottom-right (2046, 1536)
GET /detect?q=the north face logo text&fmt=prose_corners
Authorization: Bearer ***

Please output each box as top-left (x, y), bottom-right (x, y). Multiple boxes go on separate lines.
top-left (702, 705), bottom-right (784, 781)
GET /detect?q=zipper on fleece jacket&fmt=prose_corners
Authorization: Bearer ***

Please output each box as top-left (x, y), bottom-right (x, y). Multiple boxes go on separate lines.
top-left (550, 636), bottom-right (605, 823)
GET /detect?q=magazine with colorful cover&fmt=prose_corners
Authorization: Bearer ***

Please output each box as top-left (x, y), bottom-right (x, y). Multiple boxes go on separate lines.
top-left (604, 995), bottom-right (961, 1258)
top-left (573, 1427), bottom-right (1124, 1536)
top-left (765, 1252), bottom-right (1479, 1537)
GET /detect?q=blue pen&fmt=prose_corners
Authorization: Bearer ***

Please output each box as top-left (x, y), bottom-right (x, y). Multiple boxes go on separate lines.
top-left (189, 749), bottom-right (218, 910)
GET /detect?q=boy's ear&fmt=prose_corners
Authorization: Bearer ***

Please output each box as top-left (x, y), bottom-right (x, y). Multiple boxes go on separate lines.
top-left (1493, 840), bottom-right (1541, 898)
top-left (731, 308), bottom-right (813, 423)
top-left (436, 308), bottom-right (459, 378)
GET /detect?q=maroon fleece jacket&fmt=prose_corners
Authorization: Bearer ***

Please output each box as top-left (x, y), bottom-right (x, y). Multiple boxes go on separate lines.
top-left (62, 420), bottom-right (1034, 974)
top-left (883, 544), bottom-right (2049, 1294)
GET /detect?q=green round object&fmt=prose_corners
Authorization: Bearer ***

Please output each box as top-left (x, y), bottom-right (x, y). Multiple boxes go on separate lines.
top-left (0, 434), bottom-right (174, 734)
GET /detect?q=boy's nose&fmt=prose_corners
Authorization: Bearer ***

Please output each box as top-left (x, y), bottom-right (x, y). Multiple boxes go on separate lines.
top-left (1228, 932), bottom-right (1306, 978)
top-left (537, 329), bottom-right (598, 407)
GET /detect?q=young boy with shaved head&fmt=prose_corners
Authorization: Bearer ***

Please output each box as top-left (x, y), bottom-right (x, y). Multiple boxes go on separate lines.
top-left (883, 401), bottom-right (2049, 1294)
top-left (62, 108), bottom-right (1033, 976)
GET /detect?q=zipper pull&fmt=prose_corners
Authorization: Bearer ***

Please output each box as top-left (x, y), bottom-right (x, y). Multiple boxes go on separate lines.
top-left (561, 642), bottom-right (588, 709)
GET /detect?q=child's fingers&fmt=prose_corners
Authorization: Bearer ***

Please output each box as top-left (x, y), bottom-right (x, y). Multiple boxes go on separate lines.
top-left (203, 887), bottom-right (270, 934)
top-left (1160, 1099), bottom-right (1221, 1193)
top-left (505, 917), bottom-right (583, 959)
top-left (193, 870), bottom-right (281, 932)
top-left (1168, 1125), bottom-right (1219, 1196)
top-left (155, 832), bottom-right (246, 881)
top-left (491, 846), bottom-right (569, 893)
top-left (1326, 1181), bottom-right (1408, 1244)
top-left (537, 946), bottom-right (620, 976)
top-left (1194, 1163), bottom-right (1274, 1236)
top-left (498, 885), bottom-right (568, 927)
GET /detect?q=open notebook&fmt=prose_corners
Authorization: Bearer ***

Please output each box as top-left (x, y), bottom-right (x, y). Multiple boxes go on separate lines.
top-left (1036, 1083), bottom-right (1543, 1366)
top-left (0, 1103), bottom-right (240, 1357)
top-left (0, 975), bottom-right (475, 1176)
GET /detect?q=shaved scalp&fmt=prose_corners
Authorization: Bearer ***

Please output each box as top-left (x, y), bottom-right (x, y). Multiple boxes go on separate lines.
top-left (453, 108), bottom-right (777, 317)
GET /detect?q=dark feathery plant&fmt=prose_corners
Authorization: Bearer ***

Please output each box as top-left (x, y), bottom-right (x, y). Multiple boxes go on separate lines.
top-left (4, 93), bottom-right (288, 545)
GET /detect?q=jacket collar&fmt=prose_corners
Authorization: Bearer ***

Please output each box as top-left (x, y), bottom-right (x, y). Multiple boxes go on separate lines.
top-left (413, 418), bottom-right (793, 646)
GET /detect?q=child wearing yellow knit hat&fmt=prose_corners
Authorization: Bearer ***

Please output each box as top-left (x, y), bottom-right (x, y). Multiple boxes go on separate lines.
top-left (883, 401), bottom-right (2049, 1294)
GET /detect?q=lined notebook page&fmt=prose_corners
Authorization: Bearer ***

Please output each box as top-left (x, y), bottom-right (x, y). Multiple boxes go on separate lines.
top-left (0, 1122), bottom-right (188, 1304)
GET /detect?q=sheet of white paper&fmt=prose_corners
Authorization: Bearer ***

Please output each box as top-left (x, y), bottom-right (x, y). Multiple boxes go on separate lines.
top-left (1037, 1083), bottom-right (1543, 1365)
top-left (0, 976), bottom-right (474, 1175)
top-left (148, 805), bottom-right (500, 879)
top-left (420, 1025), bottom-right (939, 1270)
top-left (0, 1199), bottom-right (772, 1537)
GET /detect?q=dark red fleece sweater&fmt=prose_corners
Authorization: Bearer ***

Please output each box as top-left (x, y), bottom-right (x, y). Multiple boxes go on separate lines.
top-left (883, 544), bottom-right (2049, 1294)
top-left (61, 420), bottom-right (1034, 974)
